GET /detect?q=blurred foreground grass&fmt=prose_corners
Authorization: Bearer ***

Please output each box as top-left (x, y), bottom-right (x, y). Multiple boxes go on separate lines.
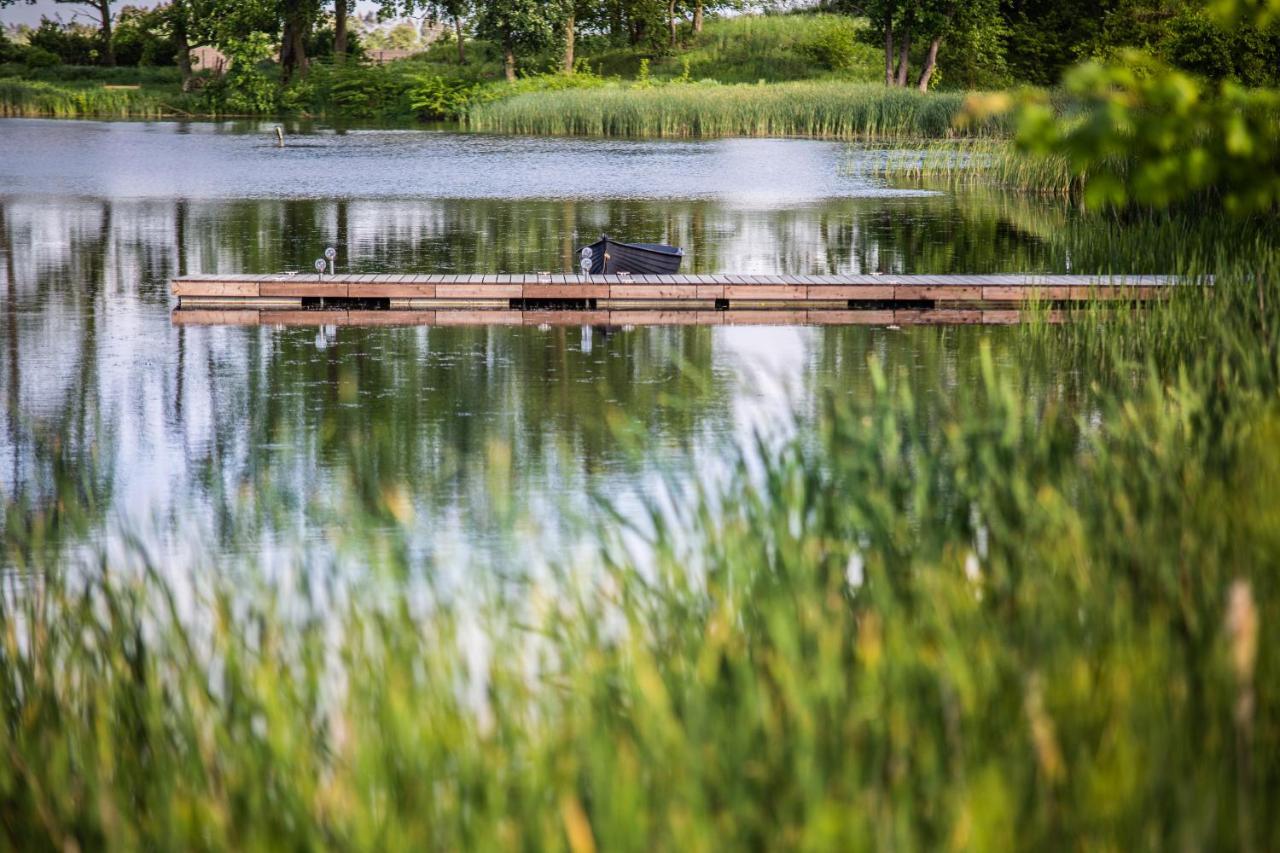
top-left (3, 244), bottom-right (1280, 849)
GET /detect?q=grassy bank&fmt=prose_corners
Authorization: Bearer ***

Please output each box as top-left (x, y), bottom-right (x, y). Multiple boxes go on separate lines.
top-left (0, 73), bottom-right (1007, 140)
top-left (0, 77), bottom-right (199, 118)
top-left (467, 80), bottom-right (1002, 139)
top-left (4, 226), bottom-right (1279, 847)
top-left (585, 12), bottom-right (883, 83)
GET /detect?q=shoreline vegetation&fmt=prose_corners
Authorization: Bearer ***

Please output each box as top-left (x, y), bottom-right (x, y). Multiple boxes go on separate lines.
top-left (5, 230), bottom-right (1279, 847)
top-left (0, 75), bottom-right (1000, 141)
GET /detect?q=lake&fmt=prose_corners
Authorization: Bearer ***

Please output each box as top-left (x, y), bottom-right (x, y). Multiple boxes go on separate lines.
top-left (1, 118), bottom-right (1101, 571)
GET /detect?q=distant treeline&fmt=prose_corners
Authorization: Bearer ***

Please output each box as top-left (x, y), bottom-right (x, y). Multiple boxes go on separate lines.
top-left (2, 0), bottom-right (1279, 96)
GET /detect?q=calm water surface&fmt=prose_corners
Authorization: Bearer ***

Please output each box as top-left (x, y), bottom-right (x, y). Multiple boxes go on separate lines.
top-left (0, 118), bottom-right (1081, 571)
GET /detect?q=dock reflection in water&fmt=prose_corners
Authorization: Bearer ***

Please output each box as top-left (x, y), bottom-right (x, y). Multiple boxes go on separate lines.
top-left (1, 121), bottom-right (1126, 570)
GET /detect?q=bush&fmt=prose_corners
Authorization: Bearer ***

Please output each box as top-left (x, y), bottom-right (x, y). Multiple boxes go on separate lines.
top-left (214, 33), bottom-right (278, 114)
top-left (408, 73), bottom-right (488, 119)
top-left (0, 28), bottom-right (17, 64)
top-left (111, 6), bottom-right (178, 67)
top-left (26, 19), bottom-right (99, 66)
top-left (22, 47), bottom-right (61, 69)
top-left (796, 16), bottom-right (865, 72)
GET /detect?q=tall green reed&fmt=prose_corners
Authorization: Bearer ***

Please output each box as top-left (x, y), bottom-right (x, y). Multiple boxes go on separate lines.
top-left (467, 81), bottom-right (1008, 140)
top-left (0, 77), bottom-right (197, 118)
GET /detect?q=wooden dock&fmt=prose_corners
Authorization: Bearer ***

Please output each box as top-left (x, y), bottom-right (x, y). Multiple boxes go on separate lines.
top-left (171, 273), bottom-right (1187, 326)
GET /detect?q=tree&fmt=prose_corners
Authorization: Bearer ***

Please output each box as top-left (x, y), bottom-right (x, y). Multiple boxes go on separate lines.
top-left (850, 0), bottom-right (1002, 91)
top-left (112, 5), bottom-right (178, 66)
top-left (170, 0), bottom-right (277, 91)
top-left (473, 0), bottom-right (567, 81)
top-left (999, 0), bottom-right (1280, 213)
top-left (53, 0), bottom-right (114, 65)
top-left (378, 0), bottom-right (471, 64)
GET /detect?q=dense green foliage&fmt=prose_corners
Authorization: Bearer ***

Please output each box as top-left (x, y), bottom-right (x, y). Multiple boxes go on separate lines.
top-left (585, 13), bottom-right (883, 82)
top-left (1014, 53), bottom-right (1280, 211)
top-left (3, 0), bottom-right (1278, 130)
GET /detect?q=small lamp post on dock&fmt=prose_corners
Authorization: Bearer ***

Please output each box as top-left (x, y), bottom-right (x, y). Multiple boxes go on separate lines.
top-left (324, 246), bottom-right (337, 276)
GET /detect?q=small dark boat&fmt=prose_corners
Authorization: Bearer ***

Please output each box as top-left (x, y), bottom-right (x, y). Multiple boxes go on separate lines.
top-left (579, 235), bottom-right (684, 275)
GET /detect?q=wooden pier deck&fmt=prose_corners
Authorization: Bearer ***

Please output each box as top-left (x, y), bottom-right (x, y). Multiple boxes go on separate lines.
top-left (171, 273), bottom-right (1188, 326)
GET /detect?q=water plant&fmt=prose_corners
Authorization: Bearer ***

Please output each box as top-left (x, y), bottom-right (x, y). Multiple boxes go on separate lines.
top-left (467, 80), bottom-right (1007, 139)
top-left (2, 237), bottom-right (1277, 848)
top-left (0, 77), bottom-right (197, 118)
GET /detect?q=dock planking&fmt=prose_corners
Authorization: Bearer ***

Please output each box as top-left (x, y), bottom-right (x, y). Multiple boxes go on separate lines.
top-left (171, 272), bottom-right (1198, 325)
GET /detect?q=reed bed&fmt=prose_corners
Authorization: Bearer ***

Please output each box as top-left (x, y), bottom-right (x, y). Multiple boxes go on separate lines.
top-left (0, 78), bottom-right (195, 118)
top-left (3, 235), bottom-right (1279, 847)
top-left (467, 81), bottom-right (1006, 139)
top-left (859, 139), bottom-right (1081, 194)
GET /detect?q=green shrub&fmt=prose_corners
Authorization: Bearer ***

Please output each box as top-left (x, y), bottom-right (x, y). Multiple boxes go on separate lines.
top-left (22, 47), bottom-right (61, 69)
top-left (213, 33), bottom-right (279, 114)
top-left (408, 74), bottom-right (488, 119)
top-left (796, 16), bottom-right (865, 71)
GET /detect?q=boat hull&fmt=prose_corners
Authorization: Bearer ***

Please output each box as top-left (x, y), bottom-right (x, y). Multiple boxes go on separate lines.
top-left (580, 236), bottom-right (684, 275)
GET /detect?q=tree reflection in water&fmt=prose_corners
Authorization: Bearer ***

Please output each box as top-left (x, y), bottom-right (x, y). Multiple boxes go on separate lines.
top-left (0, 188), bottom-right (1129, 569)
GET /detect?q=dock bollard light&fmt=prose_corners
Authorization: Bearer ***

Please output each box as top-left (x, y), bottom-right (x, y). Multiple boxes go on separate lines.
top-left (580, 247), bottom-right (593, 278)
top-left (314, 258), bottom-right (327, 279)
top-left (324, 246), bottom-right (336, 276)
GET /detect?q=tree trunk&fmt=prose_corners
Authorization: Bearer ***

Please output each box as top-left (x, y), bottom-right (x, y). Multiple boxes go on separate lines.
top-left (172, 1), bottom-right (194, 91)
top-left (563, 11), bottom-right (575, 73)
top-left (668, 0), bottom-right (677, 47)
top-left (454, 14), bottom-right (465, 64)
top-left (97, 0), bottom-right (115, 66)
top-left (693, 0), bottom-right (703, 33)
top-left (503, 41), bottom-right (516, 82)
top-left (894, 21), bottom-right (911, 87)
top-left (176, 34), bottom-right (194, 91)
top-left (883, 21), bottom-right (894, 86)
top-left (916, 36), bottom-right (940, 92)
top-left (280, 3), bottom-right (310, 84)
top-left (334, 0), bottom-right (348, 61)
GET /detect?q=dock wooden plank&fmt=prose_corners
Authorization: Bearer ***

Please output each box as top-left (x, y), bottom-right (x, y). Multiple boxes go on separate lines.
top-left (808, 285), bottom-right (894, 301)
top-left (724, 284), bottom-right (807, 300)
top-left (522, 284), bottom-right (610, 299)
top-left (895, 285), bottom-right (982, 302)
top-left (610, 284), bottom-right (700, 300)
top-left (357, 282), bottom-right (437, 298)
top-left (982, 285), bottom-right (1071, 302)
top-left (260, 280), bottom-right (347, 298)
top-left (437, 282), bottom-right (521, 298)
top-left (173, 280), bottom-right (260, 298)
